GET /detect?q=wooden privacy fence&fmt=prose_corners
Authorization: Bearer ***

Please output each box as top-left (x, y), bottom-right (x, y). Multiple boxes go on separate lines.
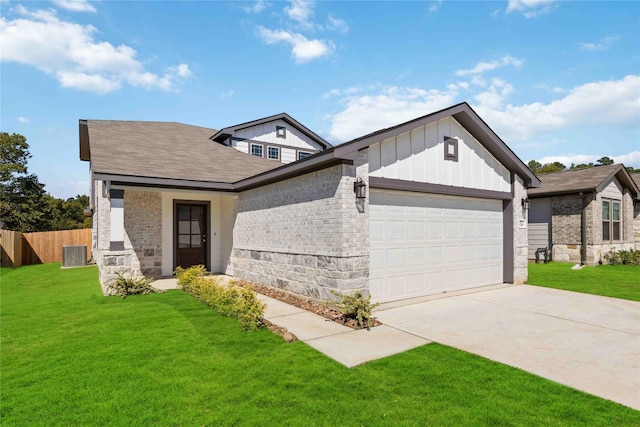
top-left (0, 228), bottom-right (92, 268)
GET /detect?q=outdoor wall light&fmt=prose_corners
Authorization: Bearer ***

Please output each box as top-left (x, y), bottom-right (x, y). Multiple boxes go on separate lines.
top-left (521, 197), bottom-right (530, 211)
top-left (83, 207), bottom-right (94, 217)
top-left (354, 177), bottom-right (367, 199)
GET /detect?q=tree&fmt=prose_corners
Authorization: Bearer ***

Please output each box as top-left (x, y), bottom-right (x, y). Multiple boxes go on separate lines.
top-left (527, 160), bottom-right (542, 174)
top-left (539, 161), bottom-right (566, 173)
top-left (596, 156), bottom-right (614, 166)
top-left (0, 132), bottom-right (49, 232)
top-left (44, 194), bottom-right (91, 230)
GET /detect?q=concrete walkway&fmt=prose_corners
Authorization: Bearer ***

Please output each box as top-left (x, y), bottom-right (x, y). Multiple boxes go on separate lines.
top-left (152, 277), bottom-right (428, 367)
top-left (257, 294), bottom-right (428, 368)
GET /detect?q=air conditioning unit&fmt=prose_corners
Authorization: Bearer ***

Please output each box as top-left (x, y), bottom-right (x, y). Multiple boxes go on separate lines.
top-left (62, 245), bottom-right (87, 268)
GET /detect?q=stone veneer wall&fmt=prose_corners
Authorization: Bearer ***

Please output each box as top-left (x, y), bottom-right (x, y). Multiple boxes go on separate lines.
top-left (552, 191), bottom-right (635, 264)
top-left (123, 190), bottom-right (163, 278)
top-left (231, 152), bottom-right (369, 300)
top-left (92, 181), bottom-right (162, 291)
top-left (635, 200), bottom-right (640, 249)
top-left (513, 174), bottom-right (528, 284)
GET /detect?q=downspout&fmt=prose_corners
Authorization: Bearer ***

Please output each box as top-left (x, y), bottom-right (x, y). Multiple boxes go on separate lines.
top-left (580, 192), bottom-right (587, 265)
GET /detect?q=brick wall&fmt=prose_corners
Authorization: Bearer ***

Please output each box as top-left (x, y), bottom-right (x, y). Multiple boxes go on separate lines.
top-left (551, 191), bottom-right (635, 264)
top-left (232, 153), bottom-right (370, 300)
top-left (124, 190), bottom-right (162, 278)
top-left (634, 201), bottom-right (640, 249)
top-left (92, 182), bottom-right (163, 292)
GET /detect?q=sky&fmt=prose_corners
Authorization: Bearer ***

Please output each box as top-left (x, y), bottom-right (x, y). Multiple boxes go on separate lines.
top-left (1, 0), bottom-right (639, 199)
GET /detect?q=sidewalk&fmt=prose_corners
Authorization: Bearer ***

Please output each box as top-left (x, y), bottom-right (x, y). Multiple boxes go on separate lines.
top-left (152, 278), bottom-right (429, 368)
top-left (257, 294), bottom-right (429, 368)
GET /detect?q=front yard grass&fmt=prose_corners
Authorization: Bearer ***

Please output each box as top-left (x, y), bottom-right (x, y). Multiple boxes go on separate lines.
top-left (2, 263), bottom-right (639, 426)
top-left (527, 261), bottom-right (640, 301)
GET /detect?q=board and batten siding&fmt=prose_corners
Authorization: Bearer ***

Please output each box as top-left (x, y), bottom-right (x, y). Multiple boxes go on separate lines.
top-left (230, 118), bottom-right (323, 162)
top-left (601, 179), bottom-right (623, 200)
top-left (528, 198), bottom-right (552, 259)
top-left (368, 117), bottom-right (511, 192)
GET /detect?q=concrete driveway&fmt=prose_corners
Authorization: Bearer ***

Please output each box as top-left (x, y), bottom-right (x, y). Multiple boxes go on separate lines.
top-left (375, 285), bottom-right (640, 410)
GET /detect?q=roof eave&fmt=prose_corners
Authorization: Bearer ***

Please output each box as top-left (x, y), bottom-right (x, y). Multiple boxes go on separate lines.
top-left (79, 120), bottom-right (90, 161)
top-left (595, 165), bottom-right (640, 200)
top-left (332, 102), bottom-right (540, 188)
top-left (92, 172), bottom-right (236, 192)
top-left (210, 113), bottom-right (332, 149)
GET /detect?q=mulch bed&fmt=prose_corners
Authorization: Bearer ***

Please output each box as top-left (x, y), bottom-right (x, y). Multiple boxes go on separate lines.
top-left (236, 280), bottom-right (382, 330)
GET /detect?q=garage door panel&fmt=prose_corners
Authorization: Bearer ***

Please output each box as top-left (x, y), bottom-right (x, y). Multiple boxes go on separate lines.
top-left (370, 189), bottom-right (503, 303)
top-left (407, 247), bottom-right (425, 267)
top-left (386, 221), bottom-right (405, 240)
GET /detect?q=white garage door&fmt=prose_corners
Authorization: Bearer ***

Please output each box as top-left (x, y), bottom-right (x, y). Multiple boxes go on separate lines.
top-left (370, 189), bottom-right (504, 303)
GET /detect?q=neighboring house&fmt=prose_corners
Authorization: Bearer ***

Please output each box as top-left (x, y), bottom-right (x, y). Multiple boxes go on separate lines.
top-left (633, 172), bottom-right (640, 249)
top-left (80, 103), bottom-right (539, 304)
top-left (527, 165), bottom-right (640, 264)
top-left (211, 113), bottom-right (331, 164)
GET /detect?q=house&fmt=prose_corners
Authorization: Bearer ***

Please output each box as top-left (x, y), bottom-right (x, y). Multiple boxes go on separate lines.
top-left (80, 103), bottom-right (539, 304)
top-left (211, 113), bottom-right (331, 163)
top-left (633, 172), bottom-right (640, 249)
top-left (527, 165), bottom-right (640, 264)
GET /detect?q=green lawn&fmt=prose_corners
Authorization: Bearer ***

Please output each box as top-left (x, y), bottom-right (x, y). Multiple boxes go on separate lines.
top-left (2, 264), bottom-right (639, 426)
top-left (527, 262), bottom-right (640, 301)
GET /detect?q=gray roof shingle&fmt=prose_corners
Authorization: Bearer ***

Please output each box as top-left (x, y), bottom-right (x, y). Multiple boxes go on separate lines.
top-left (529, 164), bottom-right (639, 199)
top-left (84, 120), bottom-right (281, 183)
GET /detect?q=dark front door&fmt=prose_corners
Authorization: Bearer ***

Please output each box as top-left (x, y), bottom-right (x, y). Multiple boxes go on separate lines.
top-left (175, 203), bottom-right (208, 270)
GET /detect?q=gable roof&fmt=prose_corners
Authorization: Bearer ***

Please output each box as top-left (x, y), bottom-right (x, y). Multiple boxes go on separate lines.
top-left (78, 102), bottom-right (538, 193)
top-left (236, 102), bottom-right (540, 190)
top-left (528, 164), bottom-right (640, 200)
top-left (331, 102), bottom-right (540, 188)
top-left (80, 120), bottom-right (281, 187)
top-left (632, 172), bottom-right (640, 189)
top-left (210, 112), bottom-right (332, 149)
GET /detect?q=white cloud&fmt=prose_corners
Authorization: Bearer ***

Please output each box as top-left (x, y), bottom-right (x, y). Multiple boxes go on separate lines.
top-left (257, 27), bottom-right (333, 63)
top-left (578, 36), bottom-right (618, 51)
top-left (285, 0), bottom-right (315, 30)
top-left (52, 0), bottom-right (96, 13)
top-left (327, 14), bottom-right (349, 33)
top-left (506, 0), bottom-right (556, 18)
top-left (614, 151), bottom-right (640, 167)
top-left (243, 0), bottom-right (270, 13)
top-left (475, 74), bottom-right (640, 141)
top-left (18, 116), bottom-right (29, 124)
top-left (326, 86), bottom-right (459, 142)
top-left (455, 56), bottom-right (524, 76)
top-left (324, 73), bottom-right (639, 147)
top-left (219, 89), bottom-right (235, 99)
top-left (0, 6), bottom-right (191, 94)
top-left (428, 1), bottom-right (442, 13)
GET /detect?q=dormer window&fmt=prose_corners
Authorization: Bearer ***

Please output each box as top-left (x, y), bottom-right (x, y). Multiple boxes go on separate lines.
top-left (276, 126), bottom-right (286, 139)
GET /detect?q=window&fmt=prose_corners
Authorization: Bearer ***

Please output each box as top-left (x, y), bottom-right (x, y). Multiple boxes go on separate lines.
top-left (444, 136), bottom-right (458, 162)
top-left (250, 143), bottom-right (263, 158)
top-left (602, 200), bottom-right (621, 241)
top-left (268, 146), bottom-right (280, 160)
top-left (297, 151), bottom-right (312, 160)
top-left (276, 126), bottom-right (286, 139)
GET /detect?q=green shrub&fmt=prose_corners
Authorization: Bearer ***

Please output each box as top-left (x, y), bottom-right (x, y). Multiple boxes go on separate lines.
top-left (329, 290), bottom-right (379, 329)
top-left (603, 249), bottom-right (640, 265)
top-left (174, 265), bottom-right (208, 291)
top-left (108, 272), bottom-right (161, 298)
top-left (174, 266), bottom-right (265, 331)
